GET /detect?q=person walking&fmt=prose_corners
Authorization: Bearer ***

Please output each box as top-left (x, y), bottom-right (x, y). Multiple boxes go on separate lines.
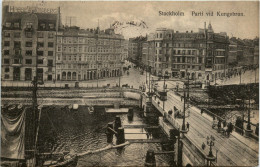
top-left (186, 122), bottom-right (190, 130)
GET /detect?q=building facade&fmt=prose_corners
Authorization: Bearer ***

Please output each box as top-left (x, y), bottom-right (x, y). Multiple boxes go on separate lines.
top-left (146, 23), bottom-right (230, 82)
top-left (228, 37), bottom-right (257, 68)
top-left (128, 36), bottom-right (147, 67)
top-left (2, 5), bottom-right (61, 81)
top-left (55, 27), bottom-right (125, 81)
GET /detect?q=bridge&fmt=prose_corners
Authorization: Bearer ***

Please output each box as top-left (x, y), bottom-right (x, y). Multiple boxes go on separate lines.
top-left (1, 87), bottom-right (141, 107)
top-left (146, 90), bottom-right (259, 166)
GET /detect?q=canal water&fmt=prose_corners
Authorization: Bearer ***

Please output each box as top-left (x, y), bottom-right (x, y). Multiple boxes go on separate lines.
top-left (37, 106), bottom-right (172, 166)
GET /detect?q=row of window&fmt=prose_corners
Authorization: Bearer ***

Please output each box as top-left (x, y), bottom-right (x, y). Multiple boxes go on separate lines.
top-left (4, 22), bottom-right (55, 30)
top-left (59, 46), bottom-right (122, 53)
top-left (58, 63), bottom-right (119, 69)
top-left (3, 41), bottom-right (54, 48)
top-left (59, 54), bottom-right (120, 61)
top-left (155, 49), bottom-right (197, 55)
top-left (58, 37), bottom-right (122, 46)
top-left (172, 64), bottom-right (202, 70)
top-left (2, 58), bottom-right (53, 65)
top-left (3, 50), bottom-right (54, 56)
top-left (4, 31), bottom-right (55, 38)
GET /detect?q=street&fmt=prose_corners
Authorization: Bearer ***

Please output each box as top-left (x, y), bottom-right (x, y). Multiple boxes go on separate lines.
top-left (153, 91), bottom-right (259, 166)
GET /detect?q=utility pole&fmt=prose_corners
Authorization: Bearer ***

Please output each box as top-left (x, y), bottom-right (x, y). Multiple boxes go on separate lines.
top-left (149, 66), bottom-right (151, 93)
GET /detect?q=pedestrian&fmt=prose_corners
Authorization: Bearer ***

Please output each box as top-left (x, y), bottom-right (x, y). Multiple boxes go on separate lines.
top-left (186, 122), bottom-right (190, 130)
top-left (201, 109), bottom-right (203, 115)
top-left (202, 142), bottom-right (206, 150)
top-left (218, 120), bottom-right (221, 132)
top-left (146, 133), bottom-right (149, 139)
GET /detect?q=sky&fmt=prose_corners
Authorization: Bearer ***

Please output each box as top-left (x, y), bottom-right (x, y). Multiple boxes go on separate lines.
top-left (3, 1), bottom-right (259, 39)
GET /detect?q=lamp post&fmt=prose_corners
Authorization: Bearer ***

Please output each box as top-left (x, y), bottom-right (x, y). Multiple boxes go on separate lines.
top-left (206, 135), bottom-right (216, 166)
top-left (244, 85), bottom-right (253, 137)
top-left (181, 72), bottom-right (189, 133)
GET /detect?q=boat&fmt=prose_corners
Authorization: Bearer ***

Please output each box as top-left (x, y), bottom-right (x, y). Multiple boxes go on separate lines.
top-left (1, 77), bottom-right (78, 167)
top-left (88, 106), bottom-right (94, 114)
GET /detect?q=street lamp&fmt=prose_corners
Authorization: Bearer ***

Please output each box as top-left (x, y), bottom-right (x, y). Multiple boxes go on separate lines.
top-left (181, 72), bottom-right (189, 133)
top-left (206, 135), bottom-right (215, 157)
top-left (206, 135), bottom-right (216, 167)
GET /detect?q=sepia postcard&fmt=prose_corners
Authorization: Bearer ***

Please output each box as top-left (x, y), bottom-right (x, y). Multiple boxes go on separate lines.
top-left (1, 1), bottom-right (259, 167)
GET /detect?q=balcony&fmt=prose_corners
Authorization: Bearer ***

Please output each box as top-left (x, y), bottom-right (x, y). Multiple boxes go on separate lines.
top-left (12, 59), bottom-right (22, 67)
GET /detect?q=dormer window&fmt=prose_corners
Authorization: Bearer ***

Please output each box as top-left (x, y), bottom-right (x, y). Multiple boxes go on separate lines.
top-left (14, 23), bottom-right (20, 28)
top-left (40, 23), bottom-right (46, 29)
top-left (5, 22), bottom-right (11, 27)
top-left (49, 24), bottom-right (54, 29)
top-left (26, 22), bottom-right (33, 28)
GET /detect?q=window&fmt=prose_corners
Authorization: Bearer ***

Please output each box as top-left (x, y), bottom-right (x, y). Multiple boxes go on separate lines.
top-left (26, 50), bottom-right (32, 56)
top-left (15, 50), bottom-right (21, 55)
top-left (25, 32), bottom-right (32, 38)
top-left (14, 23), bottom-right (20, 28)
top-left (199, 66), bottom-right (201, 70)
top-left (63, 55), bottom-right (66, 61)
top-left (49, 24), bottom-right (54, 29)
top-left (48, 75), bottom-right (52, 81)
top-left (48, 42), bottom-right (54, 47)
top-left (40, 23), bottom-right (45, 29)
top-left (26, 22), bottom-right (33, 28)
top-left (5, 68), bottom-right (9, 72)
top-left (37, 32), bottom-right (44, 38)
top-left (5, 22), bottom-right (11, 28)
top-left (4, 32), bottom-right (10, 37)
top-left (14, 59), bottom-right (20, 64)
top-left (199, 57), bottom-right (202, 63)
top-left (48, 60), bottom-right (53, 66)
top-left (5, 74), bottom-right (9, 79)
top-left (48, 51), bottom-right (53, 56)
top-left (4, 50), bottom-right (9, 55)
top-left (159, 50), bottom-right (162, 54)
top-left (57, 54), bottom-right (61, 60)
top-left (14, 41), bottom-right (21, 48)
top-left (37, 42), bottom-right (44, 48)
top-left (4, 41), bottom-right (10, 47)
top-left (48, 33), bottom-right (54, 38)
top-left (57, 45), bottom-right (61, 51)
top-left (4, 59), bottom-right (10, 64)
top-left (37, 51), bottom-right (44, 56)
top-left (14, 32), bottom-right (21, 38)
top-left (160, 33), bottom-right (162, 38)
top-left (37, 59), bottom-right (43, 64)
top-left (26, 42), bottom-right (32, 47)
top-left (26, 59), bottom-right (32, 64)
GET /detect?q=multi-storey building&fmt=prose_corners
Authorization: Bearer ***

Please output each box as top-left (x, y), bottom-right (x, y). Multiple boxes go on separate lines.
top-left (128, 36), bottom-right (147, 67)
top-left (146, 23), bottom-right (230, 81)
top-left (122, 40), bottom-right (129, 61)
top-left (1, 5), bottom-right (61, 81)
top-left (55, 27), bottom-right (125, 81)
top-left (228, 37), bottom-right (256, 67)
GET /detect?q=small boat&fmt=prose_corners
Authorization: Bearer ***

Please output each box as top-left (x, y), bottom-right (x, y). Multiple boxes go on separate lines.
top-left (88, 106), bottom-right (94, 114)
